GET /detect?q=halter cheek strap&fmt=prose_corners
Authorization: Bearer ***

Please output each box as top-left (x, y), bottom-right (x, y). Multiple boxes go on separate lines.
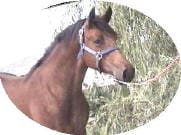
top-left (77, 26), bottom-right (119, 72)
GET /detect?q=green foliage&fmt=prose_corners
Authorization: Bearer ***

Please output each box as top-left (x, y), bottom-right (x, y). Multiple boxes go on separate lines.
top-left (84, 2), bottom-right (181, 135)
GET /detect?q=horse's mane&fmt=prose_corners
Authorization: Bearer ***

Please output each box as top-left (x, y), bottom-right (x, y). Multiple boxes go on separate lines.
top-left (26, 19), bottom-right (86, 76)
top-left (27, 17), bottom-right (117, 76)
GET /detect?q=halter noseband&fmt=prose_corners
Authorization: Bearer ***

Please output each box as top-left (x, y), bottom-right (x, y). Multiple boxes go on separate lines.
top-left (77, 26), bottom-right (119, 72)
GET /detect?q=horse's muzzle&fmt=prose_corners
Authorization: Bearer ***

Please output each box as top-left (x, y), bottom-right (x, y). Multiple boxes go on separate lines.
top-left (115, 66), bottom-right (135, 82)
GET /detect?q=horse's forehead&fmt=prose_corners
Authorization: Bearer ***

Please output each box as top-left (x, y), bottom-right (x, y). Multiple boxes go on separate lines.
top-left (86, 28), bottom-right (102, 36)
top-left (86, 27), bottom-right (116, 40)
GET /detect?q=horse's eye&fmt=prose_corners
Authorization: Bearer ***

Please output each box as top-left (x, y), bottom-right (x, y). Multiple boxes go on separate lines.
top-left (94, 39), bottom-right (103, 45)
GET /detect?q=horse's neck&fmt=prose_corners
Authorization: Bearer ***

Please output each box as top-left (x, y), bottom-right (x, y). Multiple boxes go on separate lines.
top-left (25, 41), bottom-right (87, 92)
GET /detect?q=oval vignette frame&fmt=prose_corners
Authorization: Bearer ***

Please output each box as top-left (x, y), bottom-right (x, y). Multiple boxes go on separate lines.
top-left (0, 0), bottom-right (180, 135)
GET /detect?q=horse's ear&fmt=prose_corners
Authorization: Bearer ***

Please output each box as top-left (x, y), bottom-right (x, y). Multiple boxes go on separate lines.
top-left (88, 7), bottom-right (96, 28)
top-left (101, 6), bottom-right (112, 23)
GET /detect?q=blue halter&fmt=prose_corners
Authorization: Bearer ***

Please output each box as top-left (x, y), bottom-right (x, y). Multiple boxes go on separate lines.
top-left (77, 26), bottom-right (119, 72)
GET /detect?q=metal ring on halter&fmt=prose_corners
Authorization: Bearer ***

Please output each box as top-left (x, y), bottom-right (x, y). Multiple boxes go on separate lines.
top-left (96, 51), bottom-right (103, 60)
top-left (96, 51), bottom-right (103, 72)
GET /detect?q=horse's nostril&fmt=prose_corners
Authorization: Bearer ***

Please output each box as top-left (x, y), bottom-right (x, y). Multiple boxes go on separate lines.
top-left (123, 67), bottom-right (135, 82)
top-left (123, 69), bottom-right (128, 82)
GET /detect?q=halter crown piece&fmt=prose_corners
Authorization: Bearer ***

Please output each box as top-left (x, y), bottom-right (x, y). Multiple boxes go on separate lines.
top-left (77, 26), bottom-right (119, 72)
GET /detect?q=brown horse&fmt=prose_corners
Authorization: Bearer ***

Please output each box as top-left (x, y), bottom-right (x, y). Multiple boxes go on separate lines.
top-left (0, 7), bottom-right (134, 135)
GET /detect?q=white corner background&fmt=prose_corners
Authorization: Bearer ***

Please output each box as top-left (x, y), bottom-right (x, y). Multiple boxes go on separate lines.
top-left (0, 0), bottom-right (180, 135)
